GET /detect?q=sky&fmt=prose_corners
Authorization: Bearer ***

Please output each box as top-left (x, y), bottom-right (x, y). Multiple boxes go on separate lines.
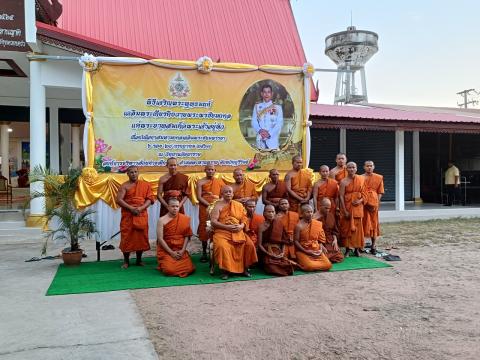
top-left (290, 0), bottom-right (480, 108)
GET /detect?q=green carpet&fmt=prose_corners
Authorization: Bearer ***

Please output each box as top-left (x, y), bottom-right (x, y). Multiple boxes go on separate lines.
top-left (46, 254), bottom-right (392, 296)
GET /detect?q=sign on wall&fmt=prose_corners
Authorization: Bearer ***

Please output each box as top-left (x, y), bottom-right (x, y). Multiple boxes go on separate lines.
top-left (0, 0), bottom-right (28, 52)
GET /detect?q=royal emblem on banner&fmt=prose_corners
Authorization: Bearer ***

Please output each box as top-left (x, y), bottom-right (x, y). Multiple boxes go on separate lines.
top-left (169, 72), bottom-right (190, 98)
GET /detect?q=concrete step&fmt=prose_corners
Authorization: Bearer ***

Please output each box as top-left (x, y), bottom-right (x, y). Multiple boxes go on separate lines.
top-left (0, 210), bottom-right (25, 222)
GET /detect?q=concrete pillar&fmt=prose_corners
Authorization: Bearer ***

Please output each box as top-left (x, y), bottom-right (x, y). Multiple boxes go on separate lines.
top-left (0, 123), bottom-right (10, 179)
top-left (339, 128), bottom-right (347, 154)
top-left (49, 105), bottom-right (60, 172)
top-left (71, 124), bottom-right (80, 168)
top-left (60, 123), bottom-right (71, 173)
top-left (27, 59), bottom-right (46, 225)
top-left (395, 130), bottom-right (405, 211)
top-left (412, 131), bottom-right (422, 203)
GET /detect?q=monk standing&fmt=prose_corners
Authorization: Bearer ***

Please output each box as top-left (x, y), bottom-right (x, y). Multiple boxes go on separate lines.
top-left (157, 157), bottom-right (189, 217)
top-left (196, 163), bottom-right (225, 262)
top-left (317, 198), bottom-right (344, 263)
top-left (285, 155), bottom-right (312, 213)
top-left (329, 153), bottom-right (348, 184)
top-left (116, 166), bottom-right (155, 268)
top-left (339, 162), bottom-right (367, 257)
top-left (258, 205), bottom-right (294, 276)
top-left (231, 168), bottom-right (257, 205)
top-left (313, 165), bottom-right (339, 214)
top-left (262, 168), bottom-right (288, 208)
top-left (362, 160), bottom-right (384, 255)
top-left (244, 199), bottom-right (264, 247)
top-left (210, 186), bottom-right (258, 280)
top-left (276, 198), bottom-right (299, 259)
top-left (156, 198), bottom-right (195, 277)
top-left (294, 204), bottom-right (332, 272)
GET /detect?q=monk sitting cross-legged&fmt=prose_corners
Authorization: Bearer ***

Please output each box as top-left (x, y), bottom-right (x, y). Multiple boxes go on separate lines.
top-left (156, 198), bottom-right (195, 278)
top-left (316, 198), bottom-right (344, 263)
top-left (231, 168), bottom-right (258, 205)
top-left (157, 157), bottom-right (189, 217)
top-left (285, 155), bottom-right (312, 213)
top-left (262, 168), bottom-right (288, 209)
top-left (196, 163), bottom-right (225, 262)
top-left (210, 186), bottom-right (258, 280)
top-left (258, 205), bottom-right (295, 276)
top-left (244, 199), bottom-right (264, 247)
top-left (116, 166), bottom-right (156, 269)
top-left (276, 198), bottom-right (299, 260)
top-left (313, 165), bottom-right (339, 215)
top-left (294, 204), bottom-right (332, 272)
top-left (339, 161), bottom-right (367, 257)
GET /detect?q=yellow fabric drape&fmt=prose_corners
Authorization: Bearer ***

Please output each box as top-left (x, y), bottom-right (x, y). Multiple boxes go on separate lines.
top-left (75, 170), bottom-right (314, 209)
top-left (85, 71), bottom-right (95, 168)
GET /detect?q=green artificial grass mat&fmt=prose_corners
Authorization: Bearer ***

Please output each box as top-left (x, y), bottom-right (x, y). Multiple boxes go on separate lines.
top-left (46, 254), bottom-right (392, 296)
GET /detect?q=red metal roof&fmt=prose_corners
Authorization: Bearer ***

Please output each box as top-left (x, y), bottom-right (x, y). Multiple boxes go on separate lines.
top-left (310, 103), bottom-right (480, 124)
top-left (56, 0), bottom-right (307, 66)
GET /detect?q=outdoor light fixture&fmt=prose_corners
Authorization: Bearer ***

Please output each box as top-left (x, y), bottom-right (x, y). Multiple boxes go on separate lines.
top-left (7, 128), bottom-right (13, 132)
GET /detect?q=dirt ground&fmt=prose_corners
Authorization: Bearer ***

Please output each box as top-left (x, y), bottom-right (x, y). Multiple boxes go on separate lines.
top-left (132, 218), bottom-right (480, 360)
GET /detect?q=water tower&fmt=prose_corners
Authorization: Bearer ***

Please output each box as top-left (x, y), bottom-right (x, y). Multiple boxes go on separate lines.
top-left (325, 26), bottom-right (378, 104)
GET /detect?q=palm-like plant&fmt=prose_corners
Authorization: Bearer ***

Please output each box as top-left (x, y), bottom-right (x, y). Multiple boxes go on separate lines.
top-left (28, 166), bottom-right (97, 255)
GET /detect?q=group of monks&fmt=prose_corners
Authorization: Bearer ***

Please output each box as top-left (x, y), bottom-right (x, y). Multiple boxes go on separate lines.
top-left (116, 153), bottom-right (384, 280)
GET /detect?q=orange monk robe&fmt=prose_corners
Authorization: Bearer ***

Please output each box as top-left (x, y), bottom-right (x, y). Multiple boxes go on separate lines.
top-left (296, 219), bottom-right (332, 271)
top-left (265, 180), bottom-right (288, 204)
top-left (261, 219), bottom-right (295, 276)
top-left (320, 212), bottom-right (344, 263)
top-left (288, 169), bottom-right (312, 213)
top-left (157, 213), bottom-right (195, 277)
top-left (334, 167), bottom-right (348, 184)
top-left (213, 200), bottom-right (258, 273)
top-left (246, 213), bottom-right (264, 247)
top-left (233, 179), bottom-right (258, 201)
top-left (278, 211), bottom-right (299, 259)
top-left (119, 180), bottom-right (156, 253)
top-left (160, 173), bottom-right (190, 216)
top-left (363, 173), bottom-right (385, 238)
top-left (198, 178), bottom-right (225, 242)
top-left (340, 176), bottom-right (367, 249)
top-left (316, 178), bottom-right (339, 214)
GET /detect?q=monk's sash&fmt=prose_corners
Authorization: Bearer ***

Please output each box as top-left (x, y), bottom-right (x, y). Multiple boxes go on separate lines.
top-left (234, 180), bottom-right (256, 200)
top-left (219, 200), bottom-right (247, 244)
top-left (268, 180), bottom-right (288, 200)
top-left (201, 178), bottom-right (224, 204)
top-left (300, 220), bottom-right (325, 250)
top-left (269, 218), bottom-right (291, 244)
top-left (164, 214), bottom-right (192, 250)
top-left (291, 169), bottom-right (312, 197)
top-left (278, 211), bottom-right (299, 241)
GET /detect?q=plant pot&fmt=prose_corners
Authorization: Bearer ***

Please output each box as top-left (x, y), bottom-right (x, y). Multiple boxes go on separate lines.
top-left (62, 249), bottom-right (83, 266)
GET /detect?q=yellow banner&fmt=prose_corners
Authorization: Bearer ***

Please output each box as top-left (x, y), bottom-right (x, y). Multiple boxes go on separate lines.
top-left (90, 64), bottom-right (306, 173)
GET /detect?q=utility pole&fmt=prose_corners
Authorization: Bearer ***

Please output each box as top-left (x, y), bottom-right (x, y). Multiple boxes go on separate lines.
top-left (456, 89), bottom-right (479, 108)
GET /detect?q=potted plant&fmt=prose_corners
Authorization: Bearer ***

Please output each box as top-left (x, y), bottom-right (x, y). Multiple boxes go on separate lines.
top-left (29, 166), bottom-right (97, 266)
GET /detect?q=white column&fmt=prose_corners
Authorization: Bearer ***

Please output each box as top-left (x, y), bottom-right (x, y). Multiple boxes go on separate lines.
top-left (412, 131), bottom-right (422, 203)
top-left (49, 105), bottom-right (60, 172)
top-left (0, 123), bottom-right (10, 179)
top-left (395, 130), bottom-right (405, 211)
top-left (71, 124), bottom-right (80, 168)
top-left (339, 128), bottom-right (347, 154)
top-left (60, 123), bottom-right (72, 173)
top-left (29, 59), bottom-right (46, 217)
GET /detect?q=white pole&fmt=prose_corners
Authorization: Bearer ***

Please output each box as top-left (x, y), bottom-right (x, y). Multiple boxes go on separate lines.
top-left (49, 105), bottom-right (60, 172)
top-left (339, 128), bottom-right (347, 154)
top-left (395, 130), bottom-right (405, 211)
top-left (0, 124), bottom-right (10, 179)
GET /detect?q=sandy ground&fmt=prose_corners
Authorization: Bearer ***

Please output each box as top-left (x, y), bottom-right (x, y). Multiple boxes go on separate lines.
top-left (132, 219), bottom-right (480, 360)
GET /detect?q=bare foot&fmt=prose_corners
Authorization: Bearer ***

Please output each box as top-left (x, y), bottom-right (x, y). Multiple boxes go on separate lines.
top-left (344, 248), bottom-right (350, 257)
top-left (135, 262), bottom-right (145, 267)
top-left (354, 248), bottom-right (361, 257)
top-left (121, 263), bottom-right (129, 269)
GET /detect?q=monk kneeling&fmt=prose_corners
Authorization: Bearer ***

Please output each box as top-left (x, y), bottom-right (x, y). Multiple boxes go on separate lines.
top-left (210, 186), bottom-right (258, 280)
top-left (258, 205), bottom-right (294, 276)
top-left (294, 204), bottom-right (332, 272)
top-left (156, 198), bottom-right (195, 278)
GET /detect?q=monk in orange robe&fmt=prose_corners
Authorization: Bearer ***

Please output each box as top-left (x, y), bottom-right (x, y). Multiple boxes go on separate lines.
top-left (313, 165), bottom-right (339, 214)
top-left (157, 157), bottom-right (189, 216)
top-left (339, 162), bottom-right (367, 257)
top-left (317, 198), bottom-right (344, 263)
top-left (329, 153), bottom-right (348, 184)
top-left (196, 163), bottom-right (225, 262)
top-left (276, 198), bottom-right (299, 259)
top-left (285, 155), bottom-right (312, 213)
top-left (258, 205), bottom-right (295, 276)
top-left (244, 199), bottom-right (264, 247)
top-left (262, 168), bottom-right (288, 209)
top-left (116, 166), bottom-right (155, 268)
top-left (362, 161), bottom-right (385, 255)
top-left (210, 186), bottom-right (258, 280)
top-left (231, 168), bottom-right (258, 205)
top-left (294, 204), bottom-right (332, 272)
top-left (156, 198), bottom-right (195, 277)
